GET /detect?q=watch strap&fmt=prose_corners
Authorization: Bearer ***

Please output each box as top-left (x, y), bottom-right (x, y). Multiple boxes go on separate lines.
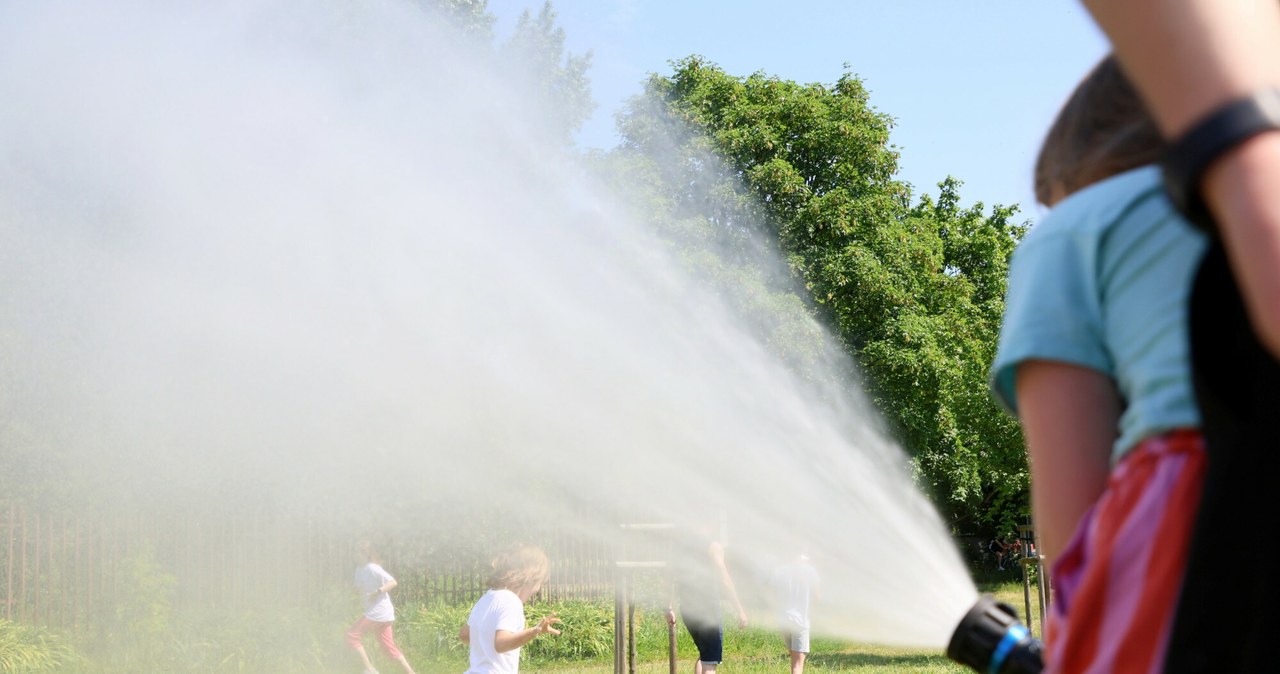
top-left (1161, 87), bottom-right (1280, 233)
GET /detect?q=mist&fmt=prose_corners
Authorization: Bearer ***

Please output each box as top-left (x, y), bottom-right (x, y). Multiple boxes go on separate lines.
top-left (0, 0), bottom-right (976, 654)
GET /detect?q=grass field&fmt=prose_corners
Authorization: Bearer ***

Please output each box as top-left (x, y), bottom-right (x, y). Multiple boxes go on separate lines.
top-left (540, 578), bottom-right (1043, 674)
top-left (24, 575), bottom-right (1042, 674)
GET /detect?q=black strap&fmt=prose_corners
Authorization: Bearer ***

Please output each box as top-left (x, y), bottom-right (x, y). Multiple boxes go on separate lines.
top-left (1161, 88), bottom-right (1280, 233)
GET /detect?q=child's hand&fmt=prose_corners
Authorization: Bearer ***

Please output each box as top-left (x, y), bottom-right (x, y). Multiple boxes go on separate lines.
top-left (536, 613), bottom-right (562, 636)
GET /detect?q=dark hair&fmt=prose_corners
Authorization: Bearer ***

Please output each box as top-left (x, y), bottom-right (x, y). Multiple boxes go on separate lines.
top-left (358, 539), bottom-right (382, 564)
top-left (1034, 56), bottom-right (1165, 206)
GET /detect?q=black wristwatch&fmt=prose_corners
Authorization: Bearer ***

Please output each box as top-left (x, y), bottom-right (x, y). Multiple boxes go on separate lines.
top-left (1161, 87), bottom-right (1280, 234)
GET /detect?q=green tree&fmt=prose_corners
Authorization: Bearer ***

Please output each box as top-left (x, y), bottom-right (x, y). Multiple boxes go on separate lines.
top-left (418, 0), bottom-right (498, 43)
top-left (501, 1), bottom-right (595, 145)
top-left (610, 57), bottom-right (1029, 532)
top-left (415, 0), bottom-right (594, 147)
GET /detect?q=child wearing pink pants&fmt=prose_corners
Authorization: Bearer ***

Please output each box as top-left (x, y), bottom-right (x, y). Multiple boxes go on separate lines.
top-left (347, 541), bottom-right (416, 674)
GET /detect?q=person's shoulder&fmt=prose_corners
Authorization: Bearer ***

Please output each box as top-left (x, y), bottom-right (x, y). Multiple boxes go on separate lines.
top-left (1033, 165), bottom-right (1166, 239)
top-left (470, 589), bottom-right (500, 610)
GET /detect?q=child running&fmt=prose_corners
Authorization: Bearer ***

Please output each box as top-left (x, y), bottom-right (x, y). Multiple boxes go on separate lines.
top-left (460, 545), bottom-right (561, 674)
top-left (346, 540), bottom-right (417, 674)
top-left (990, 55), bottom-right (1207, 673)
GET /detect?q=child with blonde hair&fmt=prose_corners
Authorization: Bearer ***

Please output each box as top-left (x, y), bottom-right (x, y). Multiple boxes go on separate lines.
top-left (460, 546), bottom-right (561, 674)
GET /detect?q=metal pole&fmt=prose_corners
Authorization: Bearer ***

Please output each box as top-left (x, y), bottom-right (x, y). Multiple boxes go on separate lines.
top-left (1021, 560), bottom-right (1033, 637)
top-left (6, 502), bottom-right (13, 620)
top-left (668, 614), bottom-right (678, 674)
top-left (20, 506), bottom-right (27, 623)
top-left (627, 573), bottom-right (636, 674)
top-left (1017, 524), bottom-right (1034, 636)
top-left (1036, 554), bottom-right (1050, 636)
top-left (614, 568), bottom-right (625, 674)
top-left (74, 515), bottom-right (81, 633)
top-left (33, 512), bottom-right (40, 625)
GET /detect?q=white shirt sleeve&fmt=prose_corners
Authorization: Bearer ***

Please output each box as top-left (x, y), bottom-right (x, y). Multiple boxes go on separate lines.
top-left (494, 592), bottom-right (526, 633)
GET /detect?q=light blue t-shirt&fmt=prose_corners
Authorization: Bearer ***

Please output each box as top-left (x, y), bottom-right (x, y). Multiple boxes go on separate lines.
top-left (990, 166), bottom-right (1208, 463)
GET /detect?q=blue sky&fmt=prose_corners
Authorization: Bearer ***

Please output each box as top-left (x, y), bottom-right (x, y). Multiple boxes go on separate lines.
top-left (485, 0), bottom-right (1109, 219)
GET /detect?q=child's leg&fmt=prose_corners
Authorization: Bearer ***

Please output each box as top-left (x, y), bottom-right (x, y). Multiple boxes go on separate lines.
top-left (373, 622), bottom-right (415, 674)
top-left (789, 650), bottom-right (806, 674)
top-left (346, 617), bottom-right (378, 671)
top-left (789, 627), bottom-right (810, 674)
top-left (685, 618), bottom-right (722, 674)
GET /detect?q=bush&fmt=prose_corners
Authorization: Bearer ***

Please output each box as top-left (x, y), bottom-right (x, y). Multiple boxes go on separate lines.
top-left (166, 607), bottom-right (348, 674)
top-left (407, 598), bottom-right (630, 664)
top-left (0, 619), bottom-right (78, 673)
top-left (399, 600), bottom-right (472, 664)
top-left (525, 600), bottom-right (615, 661)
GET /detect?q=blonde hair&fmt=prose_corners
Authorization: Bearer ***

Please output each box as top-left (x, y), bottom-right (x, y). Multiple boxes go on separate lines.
top-left (486, 545), bottom-right (550, 592)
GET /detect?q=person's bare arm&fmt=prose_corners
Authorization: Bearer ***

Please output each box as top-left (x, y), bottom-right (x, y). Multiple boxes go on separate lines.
top-left (1201, 135), bottom-right (1280, 357)
top-left (1083, 0), bottom-right (1280, 355)
top-left (665, 572), bottom-right (677, 626)
top-left (709, 542), bottom-right (748, 628)
top-left (459, 623), bottom-right (470, 645)
top-left (494, 615), bottom-right (561, 653)
top-left (1015, 360), bottom-right (1121, 563)
top-left (1083, 0), bottom-right (1280, 134)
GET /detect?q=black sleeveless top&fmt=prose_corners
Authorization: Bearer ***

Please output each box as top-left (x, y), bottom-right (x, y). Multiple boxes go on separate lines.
top-left (1165, 242), bottom-right (1280, 671)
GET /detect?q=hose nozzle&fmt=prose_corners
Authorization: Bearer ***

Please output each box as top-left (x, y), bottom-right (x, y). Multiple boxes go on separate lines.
top-left (945, 594), bottom-right (1043, 674)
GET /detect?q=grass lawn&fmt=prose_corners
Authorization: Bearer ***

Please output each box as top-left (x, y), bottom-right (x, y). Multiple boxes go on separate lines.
top-left (39, 574), bottom-right (1043, 673)
top-left (520, 578), bottom-right (1042, 674)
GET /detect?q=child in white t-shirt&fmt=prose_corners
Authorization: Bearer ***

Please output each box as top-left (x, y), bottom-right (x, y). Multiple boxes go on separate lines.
top-left (770, 553), bottom-right (820, 674)
top-left (460, 546), bottom-right (561, 674)
top-left (345, 541), bottom-right (416, 674)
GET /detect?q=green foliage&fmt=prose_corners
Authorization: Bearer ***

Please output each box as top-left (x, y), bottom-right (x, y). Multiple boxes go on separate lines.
top-left (403, 599), bottom-right (620, 663)
top-left (63, 608), bottom-right (349, 674)
top-left (417, 0), bottom-right (498, 43)
top-left (115, 547), bottom-right (175, 640)
top-left (609, 56), bottom-right (1031, 533)
top-left (164, 608), bottom-right (345, 674)
top-left (525, 600), bottom-right (615, 661)
top-left (408, 1), bottom-right (593, 149)
top-left (400, 600), bottom-right (473, 664)
top-left (73, 542), bottom-right (178, 672)
top-left (501, 1), bottom-right (595, 146)
top-left (0, 620), bottom-right (78, 674)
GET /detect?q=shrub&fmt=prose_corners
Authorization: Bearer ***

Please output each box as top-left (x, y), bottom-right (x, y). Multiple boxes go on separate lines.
top-left (407, 598), bottom-right (628, 664)
top-left (525, 600), bottom-right (615, 661)
top-left (0, 619), bottom-right (78, 673)
top-left (400, 600), bottom-right (472, 664)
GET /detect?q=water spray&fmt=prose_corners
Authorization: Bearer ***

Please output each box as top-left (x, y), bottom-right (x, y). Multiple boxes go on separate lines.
top-left (946, 594), bottom-right (1043, 674)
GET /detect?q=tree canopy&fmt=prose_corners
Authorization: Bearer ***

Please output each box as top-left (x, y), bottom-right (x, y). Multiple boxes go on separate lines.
top-left (606, 57), bottom-right (1030, 533)
top-left (418, 0), bottom-right (594, 146)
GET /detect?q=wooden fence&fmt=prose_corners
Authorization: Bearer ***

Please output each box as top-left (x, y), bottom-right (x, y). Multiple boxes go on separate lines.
top-left (0, 502), bottom-right (658, 631)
